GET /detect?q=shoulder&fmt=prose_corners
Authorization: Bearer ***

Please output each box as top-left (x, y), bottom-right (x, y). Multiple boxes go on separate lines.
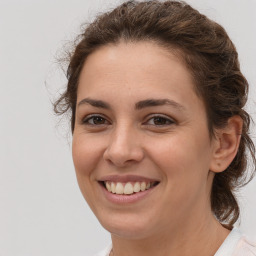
top-left (94, 244), bottom-right (112, 256)
top-left (215, 227), bottom-right (256, 256)
top-left (233, 234), bottom-right (256, 256)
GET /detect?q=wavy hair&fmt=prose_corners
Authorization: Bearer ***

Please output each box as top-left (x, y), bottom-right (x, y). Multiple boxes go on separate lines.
top-left (54, 0), bottom-right (256, 228)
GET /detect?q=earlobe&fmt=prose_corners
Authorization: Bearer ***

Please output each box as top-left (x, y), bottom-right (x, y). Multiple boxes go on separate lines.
top-left (210, 115), bottom-right (243, 173)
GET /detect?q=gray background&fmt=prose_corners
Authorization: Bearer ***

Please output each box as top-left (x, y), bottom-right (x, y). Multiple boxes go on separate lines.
top-left (0, 0), bottom-right (255, 255)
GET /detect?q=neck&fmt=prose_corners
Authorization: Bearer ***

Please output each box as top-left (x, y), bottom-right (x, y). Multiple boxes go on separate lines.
top-left (110, 213), bottom-right (230, 256)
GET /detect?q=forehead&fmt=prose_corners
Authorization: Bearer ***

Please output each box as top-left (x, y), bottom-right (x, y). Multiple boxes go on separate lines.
top-left (77, 41), bottom-right (203, 112)
top-left (79, 42), bottom-right (191, 87)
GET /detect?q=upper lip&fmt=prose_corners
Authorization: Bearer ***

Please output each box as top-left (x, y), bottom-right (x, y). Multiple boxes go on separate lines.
top-left (98, 175), bottom-right (160, 183)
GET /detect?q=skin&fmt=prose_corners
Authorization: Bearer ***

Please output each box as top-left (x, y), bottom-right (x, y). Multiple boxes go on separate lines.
top-left (72, 41), bottom-right (242, 256)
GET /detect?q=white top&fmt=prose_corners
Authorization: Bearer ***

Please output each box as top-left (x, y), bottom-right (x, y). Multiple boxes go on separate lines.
top-left (215, 227), bottom-right (256, 256)
top-left (94, 228), bottom-right (256, 256)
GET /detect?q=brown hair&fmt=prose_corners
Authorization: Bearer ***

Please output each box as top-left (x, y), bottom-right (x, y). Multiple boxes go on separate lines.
top-left (54, 0), bottom-right (256, 228)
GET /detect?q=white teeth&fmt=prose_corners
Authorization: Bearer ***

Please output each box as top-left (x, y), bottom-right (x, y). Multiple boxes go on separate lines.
top-left (140, 181), bottom-right (146, 191)
top-left (111, 182), bottom-right (116, 193)
top-left (124, 183), bottom-right (134, 194)
top-left (105, 181), bottom-right (156, 195)
top-left (115, 182), bottom-right (124, 194)
top-left (134, 182), bottom-right (140, 192)
top-left (106, 182), bottom-right (111, 192)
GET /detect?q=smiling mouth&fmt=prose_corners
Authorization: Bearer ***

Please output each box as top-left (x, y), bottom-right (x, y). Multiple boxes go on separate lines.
top-left (100, 181), bottom-right (159, 195)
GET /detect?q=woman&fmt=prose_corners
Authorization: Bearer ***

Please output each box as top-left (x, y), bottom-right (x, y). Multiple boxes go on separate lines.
top-left (54, 1), bottom-right (256, 255)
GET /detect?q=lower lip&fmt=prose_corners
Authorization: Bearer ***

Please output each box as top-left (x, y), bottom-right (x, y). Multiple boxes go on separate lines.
top-left (100, 183), bottom-right (158, 204)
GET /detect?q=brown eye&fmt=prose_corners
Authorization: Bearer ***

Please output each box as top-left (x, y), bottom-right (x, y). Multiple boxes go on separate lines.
top-left (153, 117), bottom-right (169, 125)
top-left (147, 116), bottom-right (175, 126)
top-left (91, 116), bottom-right (105, 124)
top-left (83, 115), bottom-right (109, 125)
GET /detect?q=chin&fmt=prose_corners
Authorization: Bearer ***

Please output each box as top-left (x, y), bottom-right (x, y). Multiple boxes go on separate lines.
top-left (97, 212), bottom-right (155, 240)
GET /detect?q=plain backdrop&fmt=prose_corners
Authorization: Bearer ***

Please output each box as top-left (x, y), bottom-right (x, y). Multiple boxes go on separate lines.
top-left (0, 0), bottom-right (255, 255)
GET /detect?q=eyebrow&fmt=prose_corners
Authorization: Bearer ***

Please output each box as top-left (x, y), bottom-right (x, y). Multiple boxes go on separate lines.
top-left (135, 99), bottom-right (185, 111)
top-left (78, 98), bottom-right (111, 109)
top-left (77, 97), bottom-right (185, 111)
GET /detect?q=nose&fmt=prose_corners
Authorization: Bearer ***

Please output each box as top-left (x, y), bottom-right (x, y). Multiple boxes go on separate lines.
top-left (103, 125), bottom-right (144, 167)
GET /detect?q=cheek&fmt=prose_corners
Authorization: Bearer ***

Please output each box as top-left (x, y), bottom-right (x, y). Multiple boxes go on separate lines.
top-left (147, 132), bottom-right (213, 216)
top-left (72, 134), bottom-right (103, 180)
top-left (72, 134), bottom-right (106, 209)
top-left (149, 130), bottom-right (212, 185)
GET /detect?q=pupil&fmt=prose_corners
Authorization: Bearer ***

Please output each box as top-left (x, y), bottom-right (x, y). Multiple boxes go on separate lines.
top-left (94, 117), bottom-right (104, 124)
top-left (154, 117), bottom-right (166, 125)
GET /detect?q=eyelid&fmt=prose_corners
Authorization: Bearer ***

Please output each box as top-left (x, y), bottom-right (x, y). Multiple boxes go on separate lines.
top-left (82, 114), bottom-right (110, 125)
top-left (144, 114), bottom-right (176, 125)
top-left (80, 113), bottom-right (175, 126)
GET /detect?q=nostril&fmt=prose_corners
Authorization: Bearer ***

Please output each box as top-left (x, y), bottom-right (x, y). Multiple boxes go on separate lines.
top-left (103, 137), bottom-right (145, 167)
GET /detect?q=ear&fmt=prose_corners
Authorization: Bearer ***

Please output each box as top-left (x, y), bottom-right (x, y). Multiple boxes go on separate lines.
top-left (210, 115), bottom-right (243, 173)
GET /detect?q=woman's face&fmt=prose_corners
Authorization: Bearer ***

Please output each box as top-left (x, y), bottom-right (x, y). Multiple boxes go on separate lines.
top-left (72, 41), bottom-right (217, 238)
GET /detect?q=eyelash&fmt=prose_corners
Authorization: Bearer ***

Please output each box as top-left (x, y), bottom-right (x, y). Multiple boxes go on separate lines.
top-left (82, 114), bottom-right (175, 127)
top-left (82, 114), bottom-right (110, 126)
top-left (145, 115), bottom-right (175, 126)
